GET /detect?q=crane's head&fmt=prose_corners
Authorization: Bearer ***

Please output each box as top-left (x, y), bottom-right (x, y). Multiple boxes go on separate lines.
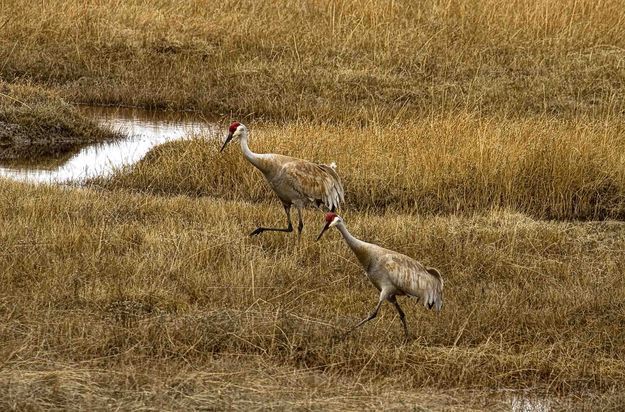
top-left (220, 121), bottom-right (247, 152)
top-left (316, 212), bottom-right (343, 241)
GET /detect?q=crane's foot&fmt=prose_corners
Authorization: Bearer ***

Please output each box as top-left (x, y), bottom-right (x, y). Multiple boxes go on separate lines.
top-left (338, 328), bottom-right (359, 340)
top-left (330, 329), bottom-right (353, 342)
top-left (249, 228), bottom-right (265, 236)
top-left (249, 225), bottom-right (294, 236)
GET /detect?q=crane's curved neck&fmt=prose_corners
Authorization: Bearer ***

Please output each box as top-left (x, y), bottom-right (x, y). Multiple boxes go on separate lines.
top-left (239, 132), bottom-right (264, 170)
top-left (336, 222), bottom-right (371, 268)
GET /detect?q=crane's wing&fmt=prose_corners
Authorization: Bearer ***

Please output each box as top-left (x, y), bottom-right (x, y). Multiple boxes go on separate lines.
top-left (280, 160), bottom-right (345, 211)
top-left (381, 253), bottom-right (443, 311)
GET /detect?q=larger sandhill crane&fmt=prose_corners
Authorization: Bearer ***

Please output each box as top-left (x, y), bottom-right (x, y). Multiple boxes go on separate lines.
top-left (221, 122), bottom-right (344, 237)
top-left (317, 212), bottom-right (443, 338)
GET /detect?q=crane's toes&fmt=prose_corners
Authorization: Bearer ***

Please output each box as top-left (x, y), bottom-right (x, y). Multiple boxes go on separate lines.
top-left (249, 228), bottom-right (264, 236)
top-left (339, 329), bottom-right (357, 340)
top-left (330, 331), bottom-right (351, 342)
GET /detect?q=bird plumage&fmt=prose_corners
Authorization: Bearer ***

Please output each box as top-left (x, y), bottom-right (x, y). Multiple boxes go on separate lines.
top-left (275, 160), bottom-right (344, 211)
top-left (221, 122), bottom-right (344, 237)
top-left (317, 212), bottom-right (443, 338)
top-left (371, 252), bottom-right (443, 311)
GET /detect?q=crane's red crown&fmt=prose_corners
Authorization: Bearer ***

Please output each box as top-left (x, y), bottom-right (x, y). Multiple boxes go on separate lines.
top-left (325, 212), bottom-right (338, 222)
top-left (228, 121), bottom-right (241, 134)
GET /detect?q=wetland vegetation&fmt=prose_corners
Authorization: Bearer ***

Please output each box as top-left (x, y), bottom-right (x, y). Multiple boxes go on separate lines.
top-left (0, 82), bottom-right (119, 161)
top-left (1, 0), bottom-right (625, 410)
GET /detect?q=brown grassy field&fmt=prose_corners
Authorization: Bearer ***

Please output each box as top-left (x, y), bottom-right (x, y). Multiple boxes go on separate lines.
top-left (2, 0), bottom-right (625, 409)
top-left (1, 179), bottom-right (624, 410)
top-left (2, 0), bottom-right (625, 121)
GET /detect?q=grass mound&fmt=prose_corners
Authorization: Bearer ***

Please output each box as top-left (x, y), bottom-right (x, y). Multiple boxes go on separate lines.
top-left (0, 82), bottom-right (119, 161)
top-left (100, 116), bottom-right (625, 220)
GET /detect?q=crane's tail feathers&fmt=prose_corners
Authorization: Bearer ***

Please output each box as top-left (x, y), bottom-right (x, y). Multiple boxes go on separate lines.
top-left (425, 267), bottom-right (443, 311)
top-left (426, 267), bottom-right (443, 286)
top-left (425, 293), bottom-right (443, 312)
top-left (316, 163), bottom-right (345, 211)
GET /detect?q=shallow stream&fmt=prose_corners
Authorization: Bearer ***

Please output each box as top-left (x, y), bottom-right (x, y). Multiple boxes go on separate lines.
top-left (0, 106), bottom-right (215, 184)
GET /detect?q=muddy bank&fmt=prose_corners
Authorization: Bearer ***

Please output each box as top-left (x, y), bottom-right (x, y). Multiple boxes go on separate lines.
top-left (0, 82), bottom-right (119, 161)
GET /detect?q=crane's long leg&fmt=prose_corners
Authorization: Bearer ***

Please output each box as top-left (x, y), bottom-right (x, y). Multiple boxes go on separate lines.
top-left (344, 290), bottom-right (390, 336)
top-left (250, 205), bottom-right (293, 236)
top-left (296, 208), bottom-right (304, 240)
top-left (389, 296), bottom-right (409, 338)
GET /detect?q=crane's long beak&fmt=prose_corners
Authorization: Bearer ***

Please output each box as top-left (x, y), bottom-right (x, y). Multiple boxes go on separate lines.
top-left (220, 133), bottom-right (234, 152)
top-left (316, 221), bottom-right (331, 241)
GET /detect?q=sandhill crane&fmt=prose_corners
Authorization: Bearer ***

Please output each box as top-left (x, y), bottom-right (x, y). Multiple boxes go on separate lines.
top-left (221, 122), bottom-right (344, 237)
top-left (316, 212), bottom-right (443, 338)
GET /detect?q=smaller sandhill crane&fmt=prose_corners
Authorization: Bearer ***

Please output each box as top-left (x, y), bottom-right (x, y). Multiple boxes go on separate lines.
top-left (316, 212), bottom-right (443, 338)
top-left (221, 122), bottom-right (344, 237)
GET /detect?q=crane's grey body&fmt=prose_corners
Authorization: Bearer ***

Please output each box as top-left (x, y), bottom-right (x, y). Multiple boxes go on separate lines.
top-left (319, 215), bottom-right (443, 338)
top-left (260, 154), bottom-right (343, 212)
top-left (222, 123), bottom-right (344, 236)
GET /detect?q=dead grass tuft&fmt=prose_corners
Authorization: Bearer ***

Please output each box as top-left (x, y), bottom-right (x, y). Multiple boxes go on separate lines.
top-left (0, 81), bottom-right (119, 160)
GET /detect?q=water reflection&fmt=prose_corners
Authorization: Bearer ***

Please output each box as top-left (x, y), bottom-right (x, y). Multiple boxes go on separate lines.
top-left (0, 106), bottom-right (215, 184)
top-left (510, 394), bottom-right (551, 412)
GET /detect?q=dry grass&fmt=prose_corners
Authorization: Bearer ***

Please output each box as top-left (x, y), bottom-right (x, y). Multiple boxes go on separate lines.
top-left (1, 179), bottom-right (624, 409)
top-left (100, 115), bottom-right (625, 220)
top-left (2, 0), bottom-right (625, 121)
top-left (0, 81), bottom-right (119, 160)
top-left (1, 356), bottom-right (538, 411)
top-left (3, 0), bottom-right (625, 408)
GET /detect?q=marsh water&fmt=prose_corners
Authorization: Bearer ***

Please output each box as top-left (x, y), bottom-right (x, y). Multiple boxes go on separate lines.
top-left (0, 106), bottom-right (215, 184)
top-left (509, 394), bottom-right (551, 412)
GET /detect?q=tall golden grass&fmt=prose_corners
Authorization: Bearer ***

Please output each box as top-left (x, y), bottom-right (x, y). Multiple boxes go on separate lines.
top-left (3, 0), bottom-right (625, 408)
top-left (100, 115), bottom-right (625, 220)
top-left (2, 0), bottom-right (625, 120)
top-left (1, 179), bottom-right (624, 409)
